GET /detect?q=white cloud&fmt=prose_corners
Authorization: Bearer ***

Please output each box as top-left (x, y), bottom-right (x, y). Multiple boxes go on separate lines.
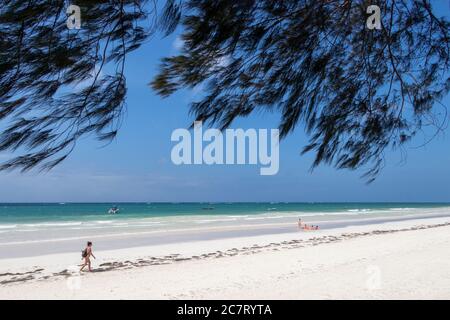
top-left (172, 36), bottom-right (184, 52)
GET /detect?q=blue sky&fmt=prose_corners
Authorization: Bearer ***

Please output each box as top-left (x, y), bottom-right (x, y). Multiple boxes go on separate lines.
top-left (0, 2), bottom-right (449, 203)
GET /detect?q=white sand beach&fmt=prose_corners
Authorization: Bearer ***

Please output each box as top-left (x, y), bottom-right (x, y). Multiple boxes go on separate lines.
top-left (1, 215), bottom-right (450, 299)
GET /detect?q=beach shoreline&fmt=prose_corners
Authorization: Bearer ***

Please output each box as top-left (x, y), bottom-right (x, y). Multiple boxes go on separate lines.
top-left (2, 207), bottom-right (450, 259)
top-left (1, 215), bottom-right (450, 299)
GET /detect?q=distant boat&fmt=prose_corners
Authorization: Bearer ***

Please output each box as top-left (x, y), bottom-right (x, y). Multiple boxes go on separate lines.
top-left (108, 206), bottom-right (119, 214)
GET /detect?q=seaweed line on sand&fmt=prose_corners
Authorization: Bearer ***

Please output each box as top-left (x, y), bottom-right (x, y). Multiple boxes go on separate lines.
top-left (1, 221), bottom-right (449, 286)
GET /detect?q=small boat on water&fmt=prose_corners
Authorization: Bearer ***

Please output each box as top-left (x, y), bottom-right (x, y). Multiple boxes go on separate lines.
top-left (108, 206), bottom-right (119, 214)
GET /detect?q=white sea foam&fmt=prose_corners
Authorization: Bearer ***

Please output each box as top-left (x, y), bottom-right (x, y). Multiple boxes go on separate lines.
top-left (347, 209), bottom-right (372, 212)
top-left (23, 222), bottom-right (83, 228)
top-left (95, 220), bottom-right (114, 224)
top-left (134, 221), bottom-right (162, 225)
top-left (16, 228), bottom-right (40, 232)
top-left (0, 224), bottom-right (17, 229)
top-left (69, 226), bottom-right (106, 230)
top-left (195, 218), bottom-right (238, 224)
top-left (244, 217), bottom-right (268, 221)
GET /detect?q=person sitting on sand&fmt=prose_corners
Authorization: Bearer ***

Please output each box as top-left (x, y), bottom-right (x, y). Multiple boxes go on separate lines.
top-left (80, 241), bottom-right (96, 272)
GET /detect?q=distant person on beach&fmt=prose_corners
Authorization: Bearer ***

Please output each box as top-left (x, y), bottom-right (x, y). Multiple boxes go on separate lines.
top-left (298, 218), bottom-right (303, 228)
top-left (301, 224), bottom-right (319, 231)
top-left (80, 241), bottom-right (96, 272)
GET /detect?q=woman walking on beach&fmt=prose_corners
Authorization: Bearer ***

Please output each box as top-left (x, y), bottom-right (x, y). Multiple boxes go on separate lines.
top-left (80, 241), bottom-right (96, 272)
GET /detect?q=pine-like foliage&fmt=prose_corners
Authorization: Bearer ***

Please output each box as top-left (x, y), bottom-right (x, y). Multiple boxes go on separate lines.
top-left (0, 0), bottom-right (448, 181)
top-left (152, 0), bottom-right (449, 181)
top-left (0, 0), bottom-right (155, 171)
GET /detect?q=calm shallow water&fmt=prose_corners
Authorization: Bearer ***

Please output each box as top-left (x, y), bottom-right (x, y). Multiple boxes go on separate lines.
top-left (1, 202), bottom-right (449, 237)
top-left (1, 202), bottom-right (450, 222)
top-left (1, 203), bottom-right (450, 258)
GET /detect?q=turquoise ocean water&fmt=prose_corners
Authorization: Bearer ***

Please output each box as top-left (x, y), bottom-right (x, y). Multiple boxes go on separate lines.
top-left (1, 202), bottom-right (450, 230)
top-left (1, 202), bottom-right (450, 224)
top-left (1, 203), bottom-right (450, 258)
